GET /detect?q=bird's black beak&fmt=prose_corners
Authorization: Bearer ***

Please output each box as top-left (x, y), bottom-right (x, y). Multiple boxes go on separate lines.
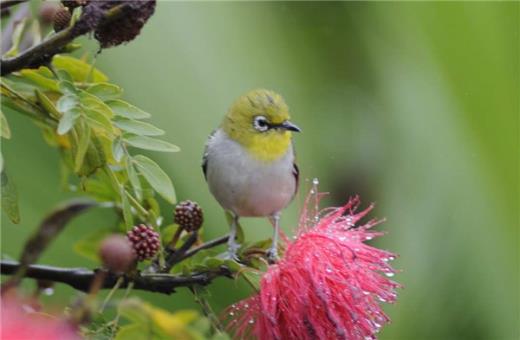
top-left (281, 120), bottom-right (301, 132)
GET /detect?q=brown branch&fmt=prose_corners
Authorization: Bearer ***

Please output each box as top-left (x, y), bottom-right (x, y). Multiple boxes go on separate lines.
top-left (0, 3), bottom-right (128, 76)
top-left (0, 0), bottom-right (27, 11)
top-left (0, 260), bottom-right (232, 295)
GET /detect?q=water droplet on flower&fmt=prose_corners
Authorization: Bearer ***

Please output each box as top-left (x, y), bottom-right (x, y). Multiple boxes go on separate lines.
top-left (326, 267), bottom-right (333, 273)
top-left (229, 311), bottom-right (235, 316)
top-left (378, 296), bottom-right (387, 302)
top-left (312, 178), bottom-right (319, 185)
top-left (249, 319), bottom-right (255, 324)
top-left (43, 287), bottom-right (54, 296)
top-left (244, 303), bottom-right (249, 309)
top-left (363, 291), bottom-right (370, 295)
top-left (365, 235), bottom-right (373, 240)
top-left (385, 272), bottom-right (395, 277)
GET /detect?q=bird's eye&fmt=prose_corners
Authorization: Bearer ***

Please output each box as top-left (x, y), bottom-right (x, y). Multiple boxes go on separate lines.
top-left (253, 116), bottom-right (269, 132)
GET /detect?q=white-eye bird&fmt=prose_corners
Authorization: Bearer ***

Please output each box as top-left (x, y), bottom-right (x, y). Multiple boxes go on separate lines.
top-left (202, 89), bottom-right (300, 262)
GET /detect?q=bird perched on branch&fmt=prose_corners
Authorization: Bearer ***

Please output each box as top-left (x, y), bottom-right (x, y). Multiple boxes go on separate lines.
top-left (202, 89), bottom-right (300, 262)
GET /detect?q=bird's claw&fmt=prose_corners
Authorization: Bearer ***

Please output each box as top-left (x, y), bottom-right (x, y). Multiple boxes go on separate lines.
top-left (222, 240), bottom-right (241, 262)
top-left (266, 247), bottom-right (278, 264)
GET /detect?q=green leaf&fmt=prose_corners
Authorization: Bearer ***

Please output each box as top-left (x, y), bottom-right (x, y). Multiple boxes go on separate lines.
top-left (57, 107), bottom-right (80, 135)
top-left (53, 55), bottom-right (108, 83)
top-left (107, 100), bottom-right (151, 119)
top-left (79, 91), bottom-right (114, 118)
top-left (83, 107), bottom-right (113, 133)
top-left (127, 163), bottom-right (142, 200)
top-left (78, 135), bottom-right (106, 176)
top-left (1, 169), bottom-right (20, 224)
top-left (0, 110), bottom-right (11, 139)
top-left (19, 69), bottom-right (59, 92)
top-left (56, 94), bottom-right (78, 113)
top-left (112, 137), bottom-right (125, 163)
top-left (115, 119), bottom-right (164, 136)
top-left (125, 136), bottom-right (180, 153)
top-left (58, 80), bottom-right (78, 95)
top-left (86, 83), bottom-right (122, 101)
top-left (133, 155), bottom-right (176, 203)
top-left (35, 90), bottom-right (61, 119)
top-left (56, 69), bottom-right (74, 83)
top-left (73, 229), bottom-right (111, 262)
top-left (74, 121), bottom-right (91, 173)
top-left (121, 190), bottom-right (134, 229)
top-left (115, 324), bottom-right (154, 340)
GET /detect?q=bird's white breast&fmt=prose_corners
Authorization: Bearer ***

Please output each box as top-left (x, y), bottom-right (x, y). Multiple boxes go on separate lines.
top-left (205, 129), bottom-right (296, 217)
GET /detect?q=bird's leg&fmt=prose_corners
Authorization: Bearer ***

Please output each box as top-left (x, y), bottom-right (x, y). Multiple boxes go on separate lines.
top-left (267, 213), bottom-right (281, 263)
top-left (225, 213), bottom-right (240, 261)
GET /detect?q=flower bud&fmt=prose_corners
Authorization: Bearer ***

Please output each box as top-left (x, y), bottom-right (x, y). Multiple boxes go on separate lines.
top-left (99, 235), bottom-right (136, 273)
top-left (174, 200), bottom-right (204, 232)
top-left (53, 7), bottom-right (71, 32)
top-left (126, 224), bottom-right (160, 261)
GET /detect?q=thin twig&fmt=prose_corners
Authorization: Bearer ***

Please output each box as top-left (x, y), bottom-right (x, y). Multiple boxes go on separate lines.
top-left (0, 3), bottom-right (128, 76)
top-left (180, 234), bottom-right (230, 262)
top-left (0, 260), bottom-right (233, 295)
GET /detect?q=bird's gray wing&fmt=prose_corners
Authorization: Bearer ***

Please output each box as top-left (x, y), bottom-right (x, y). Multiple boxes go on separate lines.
top-left (292, 162), bottom-right (300, 197)
top-left (202, 130), bottom-right (216, 180)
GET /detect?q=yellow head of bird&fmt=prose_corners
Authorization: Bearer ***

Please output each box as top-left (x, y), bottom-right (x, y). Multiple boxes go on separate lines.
top-left (222, 89), bottom-right (300, 162)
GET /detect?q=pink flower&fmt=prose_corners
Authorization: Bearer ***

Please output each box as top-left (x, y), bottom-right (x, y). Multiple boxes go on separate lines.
top-left (225, 193), bottom-right (401, 340)
top-left (1, 292), bottom-right (80, 340)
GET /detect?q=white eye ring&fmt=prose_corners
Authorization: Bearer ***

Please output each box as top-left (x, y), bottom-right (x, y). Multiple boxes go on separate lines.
top-left (253, 116), bottom-right (269, 132)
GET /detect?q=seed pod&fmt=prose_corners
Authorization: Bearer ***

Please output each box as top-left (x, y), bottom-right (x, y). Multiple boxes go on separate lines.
top-left (53, 6), bottom-right (71, 32)
top-left (126, 224), bottom-right (160, 261)
top-left (99, 235), bottom-right (136, 273)
top-left (174, 200), bottom-right (204, 232)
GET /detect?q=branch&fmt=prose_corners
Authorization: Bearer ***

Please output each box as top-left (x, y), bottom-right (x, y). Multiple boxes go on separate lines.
top-left (0, 0), bottom-right (27, 11)
top-left (181, 234), bottom-right (229, 262)
top-left (0, 3), bottom-right (128, 76)
top-left (0, 260), bottom-right (232, 295)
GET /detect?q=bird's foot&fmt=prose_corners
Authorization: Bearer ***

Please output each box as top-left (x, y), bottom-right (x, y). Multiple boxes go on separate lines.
top-left (222, 241), bottom-right (241, 262)
top-left (266, 247), bottom-right (279, 264)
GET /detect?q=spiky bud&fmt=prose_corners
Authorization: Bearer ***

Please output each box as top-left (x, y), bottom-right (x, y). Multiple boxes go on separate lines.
top-left (174, 200), bottom-right (204, 232)
top-left (99, 235), bottom-right (136, 273)
top-left (126, 224), bottom-right (160, 261)
top-left (53, 7), bottom-right (71, 32)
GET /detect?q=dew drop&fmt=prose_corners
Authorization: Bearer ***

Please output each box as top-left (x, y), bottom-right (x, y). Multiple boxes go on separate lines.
top-left (229, 311), bottom-right (235, 316)
top-left (325, 267), bottom-right (333, 274)
top-left (312, 178), bottom-right (319, 185)
top-left (244, 303), bottom-right (249, 309)
top-left (385, 272), bottom-right (395, 277)
top-left (248, 319), bottom-right (255, 324)
top-left (362, 291), bottom-right (370, 295)
top-left (43, 287), bottom-right (54, 296)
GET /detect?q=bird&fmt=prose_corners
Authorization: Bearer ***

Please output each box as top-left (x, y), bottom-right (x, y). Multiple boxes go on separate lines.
top-left (202, 89), bottom-right (300, 262)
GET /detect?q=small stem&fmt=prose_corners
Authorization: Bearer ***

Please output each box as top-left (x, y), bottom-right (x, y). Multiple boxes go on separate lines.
top-left (124, 189), bottom-right (148, 218)
top-left (99, 276), bottom-right (124, 313)
top-left (181, 234), bottom-right (229, 262)
top-left (112, 281), bottom-right (134, 327)
top-left (168, 225), bottom-right (184, 250)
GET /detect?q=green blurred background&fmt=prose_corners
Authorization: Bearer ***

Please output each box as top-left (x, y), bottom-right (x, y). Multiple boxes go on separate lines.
top-left (2, 2), bottom-right (518, 339)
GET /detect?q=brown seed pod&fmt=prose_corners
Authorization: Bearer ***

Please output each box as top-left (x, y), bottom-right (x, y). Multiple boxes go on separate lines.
top-left (126, 224), bottom-right (160, 261)
top-left (174, 200), bottom-right (204, 232)
top-left (99, 235), bottom-right (136, 273)
top-left (53, 6), bottom-right (71, 32)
